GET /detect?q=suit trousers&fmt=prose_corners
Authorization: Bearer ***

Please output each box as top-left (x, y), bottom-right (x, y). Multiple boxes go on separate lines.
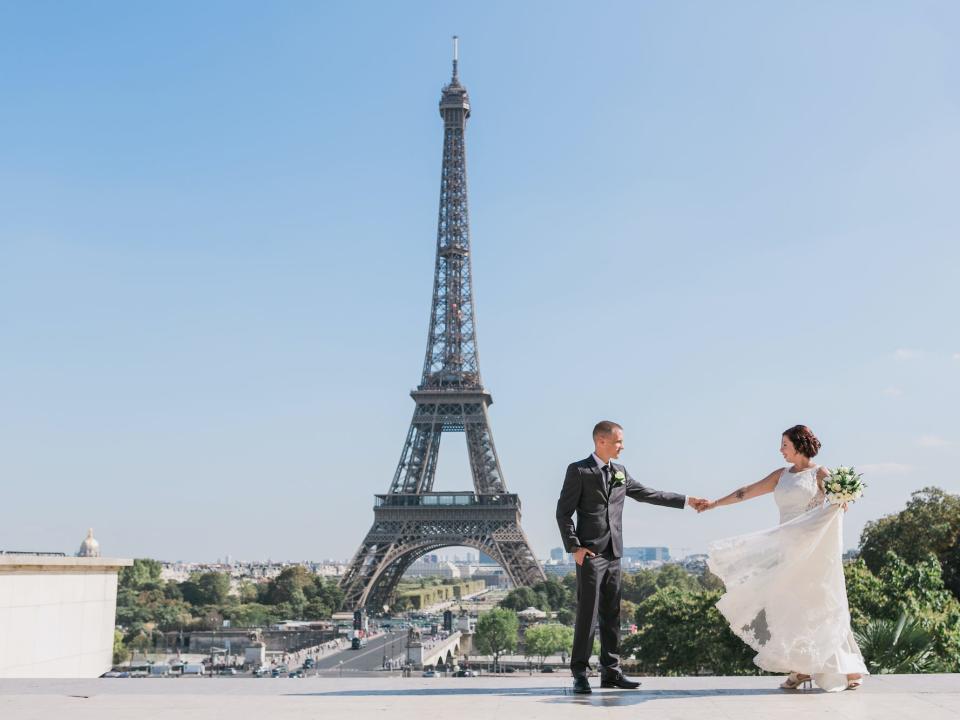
top-left (570, 553), bottom-right (621, 677)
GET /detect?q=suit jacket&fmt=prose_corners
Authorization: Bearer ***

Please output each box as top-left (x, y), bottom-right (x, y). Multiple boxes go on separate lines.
top-left (555, 456), bottom-right (686, 558)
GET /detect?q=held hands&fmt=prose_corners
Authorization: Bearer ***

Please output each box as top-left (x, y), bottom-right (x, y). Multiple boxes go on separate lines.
top-left (687, 496), bottom-right (712, 513)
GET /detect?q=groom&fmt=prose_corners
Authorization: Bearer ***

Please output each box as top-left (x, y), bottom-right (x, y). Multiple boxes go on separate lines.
top-left (556, 421), bottom-right (707, 694)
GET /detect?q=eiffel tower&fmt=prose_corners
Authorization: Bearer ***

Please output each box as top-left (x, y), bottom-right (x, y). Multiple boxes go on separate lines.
top-left (340, 38), bottom-right (545, 611)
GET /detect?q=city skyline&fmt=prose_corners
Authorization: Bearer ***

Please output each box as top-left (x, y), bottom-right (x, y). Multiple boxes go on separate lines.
top-left (2, 3), bottom-right (959, 563)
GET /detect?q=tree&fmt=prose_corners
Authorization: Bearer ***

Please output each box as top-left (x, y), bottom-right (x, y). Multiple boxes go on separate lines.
top-left (843, 559), bottom-right (888, 629)
top-left (198, 572), bottom-right (231, 605)
top-left (474, 608), bottom-right (519, 671)
top-left (119, 559), bottom-right (162, 590)
top-left (303, 597), bottom-right (332, 620)
top-left (623, 586), bottom-right (756, 676)
top-left (312, 576), bottom-right (344, 614)
top-left (855, 613), bottom-right (938, 674)
top-left (523, 624), bottom-right (573, 667)
top-left (266, 567), bottom-right (313, 606)
top-left (846, 552), bottom-right (954, 621)
top-left (237, 581), bottom-right (259, 604)
top-left (844, 552), bottom-right (960, 672)
top-left (500, 586), bottom-right (548, 612)
top-left (622, 564), bottom-right (701, 605)
top-left (499, 578), bottom-right (575, 618)
top-left (534, 578), bottom-right (574, 611)
top-left (180, 572), bottom-right (230, 606)
top-left (621, 568), bottom-right (658, 603)
top-left (112, 628), bottom-right (130, 665)
top-left (222, 603), bottom-right (278, 628)
top-left (126, 626), bottom-right (152, 657)
top-left (859, 487), bottom-right (960, 599)
top-left (150, 600), bottom-right (194, 631)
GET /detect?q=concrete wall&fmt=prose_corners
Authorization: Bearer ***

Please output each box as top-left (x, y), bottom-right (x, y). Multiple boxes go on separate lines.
top-left (0, 556), bottom-right (132, 678)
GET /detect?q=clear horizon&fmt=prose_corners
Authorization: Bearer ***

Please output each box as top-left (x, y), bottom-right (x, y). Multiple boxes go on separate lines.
top-left (2, 2), bottom-right (958, 564)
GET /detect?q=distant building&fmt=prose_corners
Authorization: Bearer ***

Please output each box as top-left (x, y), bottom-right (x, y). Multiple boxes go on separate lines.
top-left (403, 560), bottom-right (460, 579)
top-left (77, 528), bottom-right (101, 558)
top-left (679, 554), bottom-right (709, 574)
top-left (543, 563), bottom-right (577, 578)
top-left (549, 547), bottom-right (565, 562)
top-left (452, 563), bottom-right (478, 578)
top-left (473, 566), bottom-right (511, 588)
top-left (622, 546), bottom-right (670, 564)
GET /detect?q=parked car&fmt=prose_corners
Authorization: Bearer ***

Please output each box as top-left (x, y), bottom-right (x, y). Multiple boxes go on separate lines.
top-left (541, 667), bottom-right (555, 673)
top-left (453, 669), bottom-right (476, 677)
top-left (218, 668), bottom-right (237, 676)
top-left (181, 663), bottom-right (206, 677)
top-left (288, 670), bottom-right (305, 678)
top-left (422, 669), bottom-right (437, 678)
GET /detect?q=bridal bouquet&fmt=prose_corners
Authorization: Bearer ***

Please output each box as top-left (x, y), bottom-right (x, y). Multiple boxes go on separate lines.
top-left (825, 466), bottom-right (865, 505)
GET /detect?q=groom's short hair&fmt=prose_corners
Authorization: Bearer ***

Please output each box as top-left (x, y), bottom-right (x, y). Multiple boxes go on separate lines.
top-left (592, 421), bottom-right (622, 440)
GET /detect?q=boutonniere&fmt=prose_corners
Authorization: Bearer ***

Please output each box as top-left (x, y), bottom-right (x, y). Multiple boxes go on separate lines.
top-left (612, 471), bottom-right (626, 487)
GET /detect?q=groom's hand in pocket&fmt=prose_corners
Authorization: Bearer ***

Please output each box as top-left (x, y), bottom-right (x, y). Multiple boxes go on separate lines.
top-left (573, 547), bottom-right (595, 565)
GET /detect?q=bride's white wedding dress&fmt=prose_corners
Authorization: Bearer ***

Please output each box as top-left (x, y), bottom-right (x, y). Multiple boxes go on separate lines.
top-left (706, 465), bottom-right (868, 691)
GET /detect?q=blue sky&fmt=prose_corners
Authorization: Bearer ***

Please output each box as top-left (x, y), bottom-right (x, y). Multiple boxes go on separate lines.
top-left (1, 1), bottom-right (958, 562)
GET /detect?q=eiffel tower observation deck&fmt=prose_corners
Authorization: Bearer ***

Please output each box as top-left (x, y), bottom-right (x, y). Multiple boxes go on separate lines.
top-left (340, 38), bottom-right (545, 611)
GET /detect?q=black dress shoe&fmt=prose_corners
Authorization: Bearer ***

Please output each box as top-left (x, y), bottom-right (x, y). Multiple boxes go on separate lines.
top-left (600, 673), bottom-right (641, 689)
top-left (572, 676), bottom-right (592, 694)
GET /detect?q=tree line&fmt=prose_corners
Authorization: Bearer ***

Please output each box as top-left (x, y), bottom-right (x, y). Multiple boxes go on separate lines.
top-left (114, 563), bottom-right (343, 663)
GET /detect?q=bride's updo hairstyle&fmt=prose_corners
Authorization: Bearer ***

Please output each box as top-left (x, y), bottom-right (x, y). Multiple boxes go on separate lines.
top-left (783, 425), bottom-right (821, 458)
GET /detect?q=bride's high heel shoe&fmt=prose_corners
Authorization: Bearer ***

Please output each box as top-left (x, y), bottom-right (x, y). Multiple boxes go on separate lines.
top-left (779, 672), bottom-right (812, 690)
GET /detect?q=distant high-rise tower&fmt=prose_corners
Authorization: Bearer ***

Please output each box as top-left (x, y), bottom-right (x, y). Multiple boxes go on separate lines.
top-left (340, 39), bottom-right (545, 611)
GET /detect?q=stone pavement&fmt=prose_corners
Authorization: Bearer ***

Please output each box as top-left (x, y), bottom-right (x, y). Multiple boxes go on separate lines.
top-left (1, 674), bottom-right (958, 720)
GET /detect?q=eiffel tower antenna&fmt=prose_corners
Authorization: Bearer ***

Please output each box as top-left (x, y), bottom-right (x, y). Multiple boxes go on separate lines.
top-left (340, 39), bottom-right (545, 611)
top-left (452, 35), bottom-right (459, 81)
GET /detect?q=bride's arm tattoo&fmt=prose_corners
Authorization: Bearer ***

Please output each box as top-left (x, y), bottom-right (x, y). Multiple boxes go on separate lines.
top-left (715, 473), bottom-right (778, 507)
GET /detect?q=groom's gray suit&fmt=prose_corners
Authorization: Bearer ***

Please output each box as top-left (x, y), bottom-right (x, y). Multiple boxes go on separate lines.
top-left (556, 455), bottom-right (686, 678)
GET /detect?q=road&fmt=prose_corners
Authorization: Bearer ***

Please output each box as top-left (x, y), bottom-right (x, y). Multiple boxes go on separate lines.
top-left (313, 630), bottom-right (406, 673)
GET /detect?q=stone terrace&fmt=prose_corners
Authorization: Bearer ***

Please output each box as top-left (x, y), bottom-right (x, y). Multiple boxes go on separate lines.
top-left (1, 674), bottom-right (958, 720)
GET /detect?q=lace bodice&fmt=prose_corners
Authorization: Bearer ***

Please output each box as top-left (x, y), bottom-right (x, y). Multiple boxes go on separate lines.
top-left (774, 465), bottom-right (825, 523)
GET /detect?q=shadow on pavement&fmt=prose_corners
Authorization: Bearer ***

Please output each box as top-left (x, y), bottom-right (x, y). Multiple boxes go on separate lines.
top-left (551, 688), bottom-right (811, 707)
top-left (287, 687), bottom-right (795, 702)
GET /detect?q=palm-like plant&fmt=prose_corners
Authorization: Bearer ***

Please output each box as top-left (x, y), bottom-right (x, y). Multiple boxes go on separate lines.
top-left (854, 613), bottom-right (937, 674)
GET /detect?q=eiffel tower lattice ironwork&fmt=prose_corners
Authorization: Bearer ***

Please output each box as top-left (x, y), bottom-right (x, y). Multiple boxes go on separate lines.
top-left (340, 38), bottom-right (545, 611)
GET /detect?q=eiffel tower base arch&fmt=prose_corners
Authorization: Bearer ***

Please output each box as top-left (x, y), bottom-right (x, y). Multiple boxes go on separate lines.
top-left (339, 494), bottom-right (545, 611)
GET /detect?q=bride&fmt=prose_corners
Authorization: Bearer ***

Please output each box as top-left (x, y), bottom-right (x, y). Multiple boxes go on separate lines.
top-left (701, 425), bottom-right (867, 692)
